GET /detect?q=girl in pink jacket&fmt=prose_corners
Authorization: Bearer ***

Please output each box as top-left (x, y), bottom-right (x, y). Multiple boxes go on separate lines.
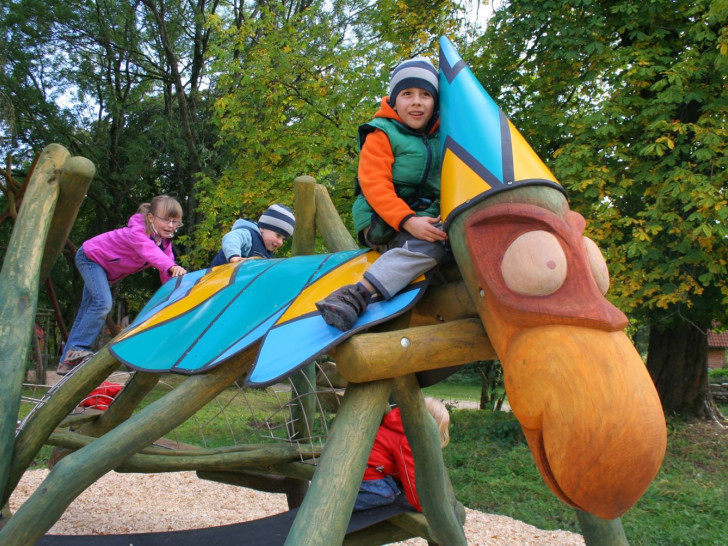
top-left (58, 195), bottom-right (187, 374)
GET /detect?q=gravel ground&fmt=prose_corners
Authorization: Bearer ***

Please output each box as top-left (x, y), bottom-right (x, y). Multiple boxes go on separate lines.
top-left (10, 470), bottom-right (585, 545)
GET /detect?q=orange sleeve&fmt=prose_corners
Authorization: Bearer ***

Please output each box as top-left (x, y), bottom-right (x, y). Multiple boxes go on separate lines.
top-left (358, 130), bottom-right (415, 230)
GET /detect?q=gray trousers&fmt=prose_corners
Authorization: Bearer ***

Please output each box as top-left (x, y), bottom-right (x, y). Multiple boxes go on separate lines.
top-left (362, 226), bottom-right (449, 300)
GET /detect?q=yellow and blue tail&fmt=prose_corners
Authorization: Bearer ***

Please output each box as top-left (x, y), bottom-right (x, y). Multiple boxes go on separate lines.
top-left (438, 36), bottom-right (566, 229)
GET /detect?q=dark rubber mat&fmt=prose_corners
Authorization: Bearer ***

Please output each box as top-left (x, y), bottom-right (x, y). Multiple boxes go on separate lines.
top-left (38, 495), bottom-right (414, 545)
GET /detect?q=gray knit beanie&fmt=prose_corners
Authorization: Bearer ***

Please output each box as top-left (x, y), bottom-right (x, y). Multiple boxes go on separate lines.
top-left (258, 204), bottom-right (296, 238)
top-left (388, 57), bottom-right (439, 106)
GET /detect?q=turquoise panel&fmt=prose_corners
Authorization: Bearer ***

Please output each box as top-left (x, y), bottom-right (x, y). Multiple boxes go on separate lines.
top-left (132, 267), bottom-right (209, 325)
top-left (439, 36), bottom-right (503, 183)
top-left (246, 284), bottom-right (424, 386)
top-left (191, 311), bottom-right (285, 372)
top-left (111, 250), bottom-right (369, 373)
top-left (168, 256), bottom-right (324, 370)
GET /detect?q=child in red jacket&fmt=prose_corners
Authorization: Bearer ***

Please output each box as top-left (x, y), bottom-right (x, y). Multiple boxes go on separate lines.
top-left (354, 397), bottom-right (450, 511)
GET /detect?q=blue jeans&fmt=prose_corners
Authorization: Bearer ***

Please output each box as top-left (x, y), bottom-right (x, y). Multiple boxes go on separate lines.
top-left (62, 247), bottom-right (112, 360)
top-left (353, 476), bottom-right (401, 511)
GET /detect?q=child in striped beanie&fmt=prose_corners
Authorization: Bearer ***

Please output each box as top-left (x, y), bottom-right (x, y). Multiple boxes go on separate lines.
top-left (315, 56), bottom-right (449, 332)
top-left (210, 203), bottom-right (296, 266)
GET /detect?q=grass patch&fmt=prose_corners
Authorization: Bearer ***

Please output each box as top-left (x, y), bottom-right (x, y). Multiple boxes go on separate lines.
top-left (445, 409), bottom-right (728, 545)
top-left (422, 382), bottom-right (482, 402)
top-left (131, 379), bottom-right (295, 448)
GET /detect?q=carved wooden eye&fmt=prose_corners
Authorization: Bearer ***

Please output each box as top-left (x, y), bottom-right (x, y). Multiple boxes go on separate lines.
top-left (501, 231), bottom-right (567, 296)
top-left (583, 237), bottom-right (610, 295)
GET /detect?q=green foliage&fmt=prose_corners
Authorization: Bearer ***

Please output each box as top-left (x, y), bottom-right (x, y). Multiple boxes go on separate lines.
top-left (708, 367), bottom-right (728, 383)
top-left (470, 0), bottom-right (728, 330)
top-left (192, 0), bottom-right (463, 267)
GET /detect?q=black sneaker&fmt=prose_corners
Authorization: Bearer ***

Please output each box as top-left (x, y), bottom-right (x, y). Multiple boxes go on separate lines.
top-left (316, 284), bottom-right (372, 331)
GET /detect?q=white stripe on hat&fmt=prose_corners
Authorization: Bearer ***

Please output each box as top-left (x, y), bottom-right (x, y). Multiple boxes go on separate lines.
top-left (258, 204), bottom-right (296, 238)
top-left (388, 58), bottom-right (439, 98)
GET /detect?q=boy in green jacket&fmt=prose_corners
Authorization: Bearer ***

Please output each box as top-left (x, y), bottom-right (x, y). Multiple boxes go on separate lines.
top-left (317, 57), bottom-right (448, 331)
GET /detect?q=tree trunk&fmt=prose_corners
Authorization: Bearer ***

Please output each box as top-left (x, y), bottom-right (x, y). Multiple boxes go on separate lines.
top-left (646, 322), bottom-right (709, 417)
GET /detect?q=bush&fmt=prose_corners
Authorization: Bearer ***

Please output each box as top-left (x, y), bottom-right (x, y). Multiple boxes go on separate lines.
top-left (708, 368), bottom-right (728, 384)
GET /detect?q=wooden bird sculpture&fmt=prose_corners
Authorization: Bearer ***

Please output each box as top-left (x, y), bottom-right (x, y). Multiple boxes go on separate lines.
top-left (438, 36), bottom-right (666, 519)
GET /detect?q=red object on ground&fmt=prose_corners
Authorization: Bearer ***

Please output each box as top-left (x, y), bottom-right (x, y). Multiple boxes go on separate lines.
top-left (80, 381), bottom-right (123, 410)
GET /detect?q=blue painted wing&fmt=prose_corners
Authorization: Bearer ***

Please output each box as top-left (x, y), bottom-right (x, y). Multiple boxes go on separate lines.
top-left (109, 250), bottom-right (427, 381)
top-left (245, 280), bottom-right (426, 387)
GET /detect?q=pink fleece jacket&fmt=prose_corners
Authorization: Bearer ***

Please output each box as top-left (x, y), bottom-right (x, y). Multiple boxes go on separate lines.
top-left (82, 213), bottom-right (177, 284)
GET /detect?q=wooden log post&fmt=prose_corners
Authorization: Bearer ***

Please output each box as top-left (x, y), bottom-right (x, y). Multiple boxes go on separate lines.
top-left (292, 176), bottom-right (317, 255)
top-left (285, 380), bottom-right (392, 545)
top-left (0, 144), bottom-right (67, 501)
top-left (313, 183), bottom-right (358, 252)
top-left (393, 374), bottom-right (467, 546)
top-left (287, 176), bottom-right (318, 508)
top-left (39, 155), bottom-right (96, 281)
top-left (46, 431), bottom-right (305, 474)
top-left (0, 343), bottom-right (259, 546)
top-left (576, 511), bottom-right (629, 546)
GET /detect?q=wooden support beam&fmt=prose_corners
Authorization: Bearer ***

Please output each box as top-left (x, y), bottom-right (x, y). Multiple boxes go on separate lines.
top-left (332, 318), bottom-right (496, 383)
top-left (197, 470), bottom-right (289, 493)
top-left (291, 176), bottom-right (317, 256)
top-left (39, 155), bottom-right (95, 281)
top-left (0, 144), bottom-right (66, 501)
top-left (286, 380), bottom-right (392, 545)
top-left (576, 510), bottom-right (629, 546)
top-left (289, 175), bottom-right (318, 507)
top-left (46, 430), bottom-right (306, 473)
top-left (394, 374), bottom-right (467, 545)
top-left (314, 183), bottom-right (358, 252)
